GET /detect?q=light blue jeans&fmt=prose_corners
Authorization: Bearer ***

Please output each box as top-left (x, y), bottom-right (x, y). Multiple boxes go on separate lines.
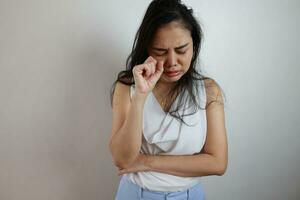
top-left (115, 175), bottom-right (205, 200)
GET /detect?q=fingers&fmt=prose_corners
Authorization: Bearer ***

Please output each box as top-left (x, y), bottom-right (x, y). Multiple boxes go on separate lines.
top-left (132, 56), bottom-right (164, 81)
top-left (144, 63), bottom-right (154, 77)
top-left (144, 56), bottom-right (157, 65)
top-left (156, 60), bottom-right (164, 74)
top-left (118, 169), bottom-right (125, 176)
top-left (152, 60), bottom-right (164, 78)
top-left (144, 56), bottom-right (157, 76)
top-left (133, 56), bottom-right (156, 78)
top-left (132, 63), bottom-right (153, 78)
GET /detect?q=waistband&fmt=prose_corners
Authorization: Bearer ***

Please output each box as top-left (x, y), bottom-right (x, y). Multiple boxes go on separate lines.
top-left (122, 175), bottom-right (203, 199)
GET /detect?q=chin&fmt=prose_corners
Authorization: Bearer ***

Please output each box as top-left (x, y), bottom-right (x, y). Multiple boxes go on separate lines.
top-left (161, 74), bottom-right (183, 83)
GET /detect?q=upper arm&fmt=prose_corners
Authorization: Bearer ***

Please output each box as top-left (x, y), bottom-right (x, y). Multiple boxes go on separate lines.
top-left (109, 82), bottom-right (131, 144)
top-left (202, 79), bottom-right (228, 170)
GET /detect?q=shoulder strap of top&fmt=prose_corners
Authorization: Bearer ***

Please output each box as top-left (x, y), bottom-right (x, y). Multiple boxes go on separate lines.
top-left (199, 79), bottom-right (207, 108)
top-left (129, 85), bottom-right (135, 100)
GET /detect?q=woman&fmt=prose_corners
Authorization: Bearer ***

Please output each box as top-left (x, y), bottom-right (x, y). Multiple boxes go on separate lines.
top-left (109, 0), bottom-right (228, 199)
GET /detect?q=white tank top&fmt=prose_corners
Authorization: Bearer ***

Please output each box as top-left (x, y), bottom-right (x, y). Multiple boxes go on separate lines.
top-left (125, 80), bottom-right (207, 192)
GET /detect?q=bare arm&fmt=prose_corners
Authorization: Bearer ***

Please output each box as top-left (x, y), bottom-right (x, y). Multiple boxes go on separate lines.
top-left (144, 153), bottom-right (225, 177)
top-left (118, 79), bottom-right (228, 177)
top-left (146, 79), bottom-right (228, 177)
top-left (109, 82), bottom-right (147, 168)
top-left (109, 57), bottom-right (164, 169)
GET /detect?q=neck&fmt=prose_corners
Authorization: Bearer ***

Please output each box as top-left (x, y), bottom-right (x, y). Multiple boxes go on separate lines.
top-left (154, 80), bottom-right (176, 94)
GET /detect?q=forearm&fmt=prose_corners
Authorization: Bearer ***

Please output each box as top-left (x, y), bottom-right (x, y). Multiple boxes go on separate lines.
top-left (110, 93), bottom-right (147, 168)
top-left (145, 153), bottom-right (227, 177)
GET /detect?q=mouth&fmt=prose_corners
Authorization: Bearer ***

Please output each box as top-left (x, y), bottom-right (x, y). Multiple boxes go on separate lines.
top-left (164, 70), bottom-right (181, 77)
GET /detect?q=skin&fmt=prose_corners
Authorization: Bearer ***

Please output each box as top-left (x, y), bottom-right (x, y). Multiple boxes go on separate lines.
top-left (109, 21), bottom-right (228, 178)
top-left (148, 21), bottom-right (194, 96)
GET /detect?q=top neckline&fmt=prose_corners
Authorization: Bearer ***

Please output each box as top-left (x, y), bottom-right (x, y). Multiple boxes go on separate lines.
top-left (149, 89), bottom-right (183, 114)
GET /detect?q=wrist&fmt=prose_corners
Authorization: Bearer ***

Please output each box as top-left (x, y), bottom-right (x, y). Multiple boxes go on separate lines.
top-left (141, 154), bottom-right (153, 171)
top-left (132, 92), bottom-right (148, 104)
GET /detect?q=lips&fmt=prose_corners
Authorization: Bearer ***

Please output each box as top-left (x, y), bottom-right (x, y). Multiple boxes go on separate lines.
top-left (165, 70), bottom-right (180, 73)
top-left (164, 70), bottom-right (181, 77)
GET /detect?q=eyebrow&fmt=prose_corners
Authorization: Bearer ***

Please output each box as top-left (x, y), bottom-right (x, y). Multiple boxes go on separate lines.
top-left (152, 43), bottom-right (189, 51)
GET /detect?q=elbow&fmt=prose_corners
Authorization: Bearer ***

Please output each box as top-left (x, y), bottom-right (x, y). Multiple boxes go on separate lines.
top-left (109, 143), bottom-right (139, 169)
top-left (113, 159), bottom-right (132, 169)
top-left (216, 166), bottom-right (227, 176)
top-left (112, 154), bottom-right (138, 169)
top-left (215, 159), bottom-right (228, 176)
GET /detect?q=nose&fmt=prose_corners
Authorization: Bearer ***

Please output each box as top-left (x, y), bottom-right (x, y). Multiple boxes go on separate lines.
top-left (165, 50), bottom-right (177, 68)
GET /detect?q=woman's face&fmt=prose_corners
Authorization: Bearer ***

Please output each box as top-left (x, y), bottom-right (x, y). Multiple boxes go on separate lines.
top-left (148, 21), bottom-right (194, 83)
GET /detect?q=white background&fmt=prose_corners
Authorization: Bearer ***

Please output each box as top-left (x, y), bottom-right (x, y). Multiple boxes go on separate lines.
top-left (0, 0), bottom-right (299, 199)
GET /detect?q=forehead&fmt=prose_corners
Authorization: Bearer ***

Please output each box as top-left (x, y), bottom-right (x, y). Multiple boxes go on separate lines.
top-left (150, 21), bottom-right (192, 48)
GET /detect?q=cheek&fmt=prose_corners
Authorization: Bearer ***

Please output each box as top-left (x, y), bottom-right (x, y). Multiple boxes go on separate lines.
top-left (148, 53), bottom-right (162, 61)
top-left (185, 51), bottom-right (194, 64)
top-left (180, 54), bottom-right (193, 71)
top-left (181, 54), bottom-right (193, 65)
top-left (152, 56), bottom-right (166, 65)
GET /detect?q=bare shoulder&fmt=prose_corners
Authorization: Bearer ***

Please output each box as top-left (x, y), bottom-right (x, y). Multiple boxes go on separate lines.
top-left (201, 78), bottom-right (228, 174)
top-left (110, 81), bottom-right (132, 137)
top-left (112, 81), bottom-right (131, 107)
top-left (203, 78), bottom-right (224, 109)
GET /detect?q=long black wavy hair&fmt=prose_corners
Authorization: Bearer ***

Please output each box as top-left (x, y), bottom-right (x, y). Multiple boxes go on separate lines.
top-left (110, 0), bottom-right (223, 125)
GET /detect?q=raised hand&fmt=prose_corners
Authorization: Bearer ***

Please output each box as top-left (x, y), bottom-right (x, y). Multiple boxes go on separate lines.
top-left (132, 56), bottom-right (164, 94)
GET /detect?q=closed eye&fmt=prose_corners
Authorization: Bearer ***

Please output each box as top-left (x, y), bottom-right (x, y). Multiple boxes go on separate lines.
top-left (176, 50), bottom-right (187, 54)
top-left (154, 51), bottom-right (167, 56)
